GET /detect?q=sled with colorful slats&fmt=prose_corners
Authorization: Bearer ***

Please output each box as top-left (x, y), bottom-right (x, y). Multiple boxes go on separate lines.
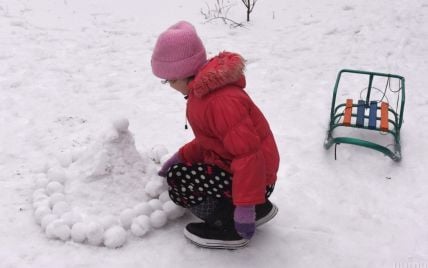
top-left (324, 69), bottom-right (405, 161)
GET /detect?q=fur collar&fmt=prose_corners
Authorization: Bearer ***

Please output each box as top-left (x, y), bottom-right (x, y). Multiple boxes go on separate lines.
top-left (189, 51), bottom-right (245, 98)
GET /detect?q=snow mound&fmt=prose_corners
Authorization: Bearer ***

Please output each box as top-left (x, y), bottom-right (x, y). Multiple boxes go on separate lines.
top-left (32, 118), bottom-right (186, 248)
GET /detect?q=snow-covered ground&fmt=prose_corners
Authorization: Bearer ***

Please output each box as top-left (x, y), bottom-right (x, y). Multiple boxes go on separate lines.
top-left (1, 0), bottom-right (428, 267)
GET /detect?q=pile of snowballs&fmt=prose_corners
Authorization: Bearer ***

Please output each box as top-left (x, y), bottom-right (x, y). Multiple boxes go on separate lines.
top-left (31, 119), bottom-right (186, 248)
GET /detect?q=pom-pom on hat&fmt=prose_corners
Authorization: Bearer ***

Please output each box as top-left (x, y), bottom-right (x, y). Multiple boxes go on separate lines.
top-left (151, 21), bottom-right (207, 80)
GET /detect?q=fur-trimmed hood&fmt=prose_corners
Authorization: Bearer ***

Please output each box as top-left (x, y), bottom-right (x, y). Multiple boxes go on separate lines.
top-left (188, 51), bottom-right (246, 98)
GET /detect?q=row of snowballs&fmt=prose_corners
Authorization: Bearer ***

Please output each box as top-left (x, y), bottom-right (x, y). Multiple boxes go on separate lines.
top-left (32, 165), bottom-right (186, 248)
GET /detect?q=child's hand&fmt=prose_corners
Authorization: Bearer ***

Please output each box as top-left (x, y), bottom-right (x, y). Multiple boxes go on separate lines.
top-left (233, 205), bottom-right (256, 240)
top-left (158, 152), bottom-right (182, 177)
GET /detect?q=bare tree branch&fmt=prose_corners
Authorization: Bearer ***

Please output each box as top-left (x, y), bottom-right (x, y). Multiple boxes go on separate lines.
top-left (201, 0), bottom-right (245, 28)
top-left (250, 0), bottom-right (258, 12)
top-left (239, 0), bottom-right (257, 22)
top-left (205, 17), bottom-right (246, 28)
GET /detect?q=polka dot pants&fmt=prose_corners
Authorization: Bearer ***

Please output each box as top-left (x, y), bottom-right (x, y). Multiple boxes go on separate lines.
top-left (166, 163), bottom-right (275, 208)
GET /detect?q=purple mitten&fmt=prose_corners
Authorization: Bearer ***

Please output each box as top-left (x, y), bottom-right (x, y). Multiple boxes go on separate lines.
top-left (234, 205), bottom-right (256, 240)
top-left (158, 152), bottom-right (183, 177)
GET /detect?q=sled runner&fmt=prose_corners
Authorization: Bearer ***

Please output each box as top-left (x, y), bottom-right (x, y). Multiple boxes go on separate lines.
top-left (324, 69), bottom-right (405, 161)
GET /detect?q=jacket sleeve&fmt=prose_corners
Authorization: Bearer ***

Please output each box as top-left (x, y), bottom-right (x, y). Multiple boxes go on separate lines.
top-left (179, 139), bottom-right (204, 164)
top-left (205, 96), bottom-right (266, 205)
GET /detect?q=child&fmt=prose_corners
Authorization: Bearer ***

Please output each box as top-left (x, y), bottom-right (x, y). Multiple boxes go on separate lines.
top-left (151, 21), bottom-right (280, 249)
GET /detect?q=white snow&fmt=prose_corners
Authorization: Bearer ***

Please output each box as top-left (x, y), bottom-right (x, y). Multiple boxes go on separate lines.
top-left (1, 0), bottom-right (428, 267)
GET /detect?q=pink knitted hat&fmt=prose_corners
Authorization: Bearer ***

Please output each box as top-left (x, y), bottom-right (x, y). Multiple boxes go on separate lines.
top-left (151, 21), bottom-right (207, 80)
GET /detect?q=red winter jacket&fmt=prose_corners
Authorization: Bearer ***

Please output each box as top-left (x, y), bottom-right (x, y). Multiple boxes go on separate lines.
top-left (178, 52), bottom-right (280, 206)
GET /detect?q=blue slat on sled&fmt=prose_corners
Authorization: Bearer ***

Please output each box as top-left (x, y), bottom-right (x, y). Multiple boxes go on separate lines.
top-left (368, 101), bottom-right (377, 129)
top-left (356, 100), bottom-right (365, 127)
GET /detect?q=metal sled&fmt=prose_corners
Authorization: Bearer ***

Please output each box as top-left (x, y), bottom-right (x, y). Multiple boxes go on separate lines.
top-left (324, 69), bottom-right (405, 161)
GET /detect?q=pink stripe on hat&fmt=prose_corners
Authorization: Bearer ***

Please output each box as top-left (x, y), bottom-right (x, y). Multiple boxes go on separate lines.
top-left (151, 21), bottom-right (207, 80)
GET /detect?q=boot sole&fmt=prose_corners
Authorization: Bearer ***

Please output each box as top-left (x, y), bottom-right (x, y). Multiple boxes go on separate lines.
top-left (255, 203), bottom-right (278, 226)
top-left (183, 228), bottom-right (249, 250)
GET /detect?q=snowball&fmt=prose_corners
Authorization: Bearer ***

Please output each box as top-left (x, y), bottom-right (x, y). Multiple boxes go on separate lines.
top-left (159, 191), bottom-right (171, 203)
top-left (150, 210), bottom-right (167, 228)
top-left (137, 191), bottom-right (150, 202)
top-left (131, 215), bottom-right (151, 237)
top-left (130, 223), bottom-right (148, 237)
top-left (52, 201), bottom-right (70, 216)
top-left (46, 181), bottom-right (64, 195)
top-left (150, 145), bottom-right (168, 164)
top-left (61, 211), bottom-right (83, 226)
top-left (71, 222), bottom-right (87, 243)
top-left (33, 188), bottom-right (47, 199)
top-left (49, 192), bottom-right (66, 207)
top-left (145, 180), bottom-right (164, 198)
top-left (133, 203), bottom-right (152, 216)
top-left (86, 222), bottom-right (104, 246)
top-left (100, 215), bottom-right (119, 230)
top-left (104, 226), bottom-right (127, 248)
top-left (56, 223), bottom-right (71, 241)
top-left (41, 214), bottom-right (58, 231)
top-left (33, 199), bottom-right (50, 210)
top-left (46, 220), bottom-right (70, 241)
top-left (144, 164), bottom-right (158, 177)
top-left (45, 220), bottom-right (58, 239)
top-left (33, 189), bottom-right (49, 207)
top-left (120, 208), bottom-right (136, 229)
top-left (47, 167), bottom-right (67, 183)
top-left (33, 193), bottom-right (49, 204)
top-left (148, 199), bottom-right (163, 211)
top-left (162, 201), bottom-right (186, 220)
top-left (113, 118), bottom-right (129, 133)
top-left (34, 207), bottom-right (51, 224)
top-left (35, 174), bottom-right (49, 188)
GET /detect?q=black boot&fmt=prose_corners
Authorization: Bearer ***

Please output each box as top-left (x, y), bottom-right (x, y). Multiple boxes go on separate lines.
top-left (255, 199), bottom-right (279, 226)
top-left (184, 199), bottom-right (278, 249)
top-left (184, 198), bottom-right (247, 249)
top-left (184, 221), bottom-right (249, 249)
